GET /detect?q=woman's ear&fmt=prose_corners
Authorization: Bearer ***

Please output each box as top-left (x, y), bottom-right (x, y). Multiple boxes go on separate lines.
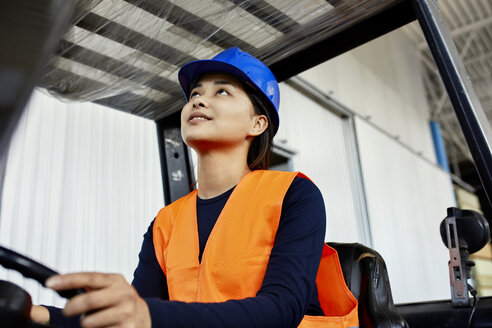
top-left (249, 114), bottom-right (268, 136)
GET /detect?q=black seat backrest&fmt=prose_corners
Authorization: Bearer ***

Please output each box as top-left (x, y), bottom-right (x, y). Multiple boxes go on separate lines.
top-left (326, 242), bottom-right (409, 328)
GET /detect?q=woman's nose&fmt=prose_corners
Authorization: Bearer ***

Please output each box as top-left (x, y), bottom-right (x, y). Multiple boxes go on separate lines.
top-left (192, 97), bottom-right (207, 109)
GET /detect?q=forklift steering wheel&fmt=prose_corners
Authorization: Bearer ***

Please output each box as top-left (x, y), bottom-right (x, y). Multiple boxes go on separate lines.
top-left (0, 245), bottom-right (83, 299)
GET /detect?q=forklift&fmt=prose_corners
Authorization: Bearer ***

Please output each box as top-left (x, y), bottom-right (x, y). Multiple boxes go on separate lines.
top-left (0, 0), bottom-right (491, 327)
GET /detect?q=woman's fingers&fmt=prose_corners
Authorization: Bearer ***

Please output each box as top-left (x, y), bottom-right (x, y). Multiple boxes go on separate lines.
top-left (70, 284), bottom-right (150, 328)
top-left (78, 305), bottom-right (121, 328)
top-left (45, 272), bottom-right (151, 327)
top-left (63, 285), bottom-right (128, 316)
top-left (47, 273), bottom-right (133, 316)
top-left (78, 298), bottom-right (143, 328)
top-left (46, 272), bottom-right (124, 291)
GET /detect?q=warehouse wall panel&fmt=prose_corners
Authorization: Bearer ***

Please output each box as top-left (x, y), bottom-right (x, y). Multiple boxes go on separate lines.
top-left (355, 117), bottom-right (455, 303)
top-left (276, 83), bottom-right (370, 245)
top-left (0, 90), bottom-right (164, 307)
top-left (299, 29), bottom-right (436, 164)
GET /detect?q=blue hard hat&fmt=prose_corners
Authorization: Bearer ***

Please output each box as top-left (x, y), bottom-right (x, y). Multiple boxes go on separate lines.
top-left (178, 47), bottom-right (280, 135)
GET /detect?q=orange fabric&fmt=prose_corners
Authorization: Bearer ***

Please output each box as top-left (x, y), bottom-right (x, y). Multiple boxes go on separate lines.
top-left (153, 170), bottom-right (358, 327)
top-left (298, 245), bottom-right (359, 328)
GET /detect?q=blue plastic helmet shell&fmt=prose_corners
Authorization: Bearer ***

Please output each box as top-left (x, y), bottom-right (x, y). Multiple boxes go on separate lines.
top-left (178, 47), bottom-right (280, 134)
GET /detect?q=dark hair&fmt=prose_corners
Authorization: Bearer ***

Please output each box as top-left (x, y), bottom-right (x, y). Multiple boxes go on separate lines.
top-left (244, 84), bottom-right (275, 171)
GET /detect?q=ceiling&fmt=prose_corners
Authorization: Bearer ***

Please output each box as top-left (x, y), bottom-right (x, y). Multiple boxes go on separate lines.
top-left (403, 0), bottom-right (492, 167)
top-left (38, 0), bottom-right (408, 119)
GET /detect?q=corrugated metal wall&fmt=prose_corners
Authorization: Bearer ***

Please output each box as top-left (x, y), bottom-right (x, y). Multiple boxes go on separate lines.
top-left (275, 83), bottom-right (371, 244)
top-left (0, 90), bottom-right (164, 307)
top-left (355, 117), bottom-right (455, 303)
top-left (277, 78), bottom-right (455, 303)
top-left (299, 30), bottom-right (436, 164)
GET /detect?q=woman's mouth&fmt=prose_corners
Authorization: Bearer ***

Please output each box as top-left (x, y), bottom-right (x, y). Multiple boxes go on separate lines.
top-left (188, 112), bottom-right (211, 122)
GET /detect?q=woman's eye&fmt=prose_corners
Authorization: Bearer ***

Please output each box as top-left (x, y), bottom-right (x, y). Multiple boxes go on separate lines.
top-left (190, 91), bottom-right (200, 98)
top-left (217, 89), bottom-right (229, 96)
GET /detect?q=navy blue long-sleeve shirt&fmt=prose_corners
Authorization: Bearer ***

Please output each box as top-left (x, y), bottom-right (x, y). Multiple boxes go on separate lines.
top-left (48, 176), bottom-right (326, 327)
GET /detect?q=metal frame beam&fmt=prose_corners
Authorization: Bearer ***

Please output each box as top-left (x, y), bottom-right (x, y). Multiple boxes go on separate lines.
top-left (56, 40), bottom-right (181, 95)
top-left (413, 0), bottom-right (492, 207)
top-left (463, 52), bottom-right (492, 67)
top-left (431, 31), bottom-right (477, 119)
top-left (76, 11), bottom-right (197, 67)
top-left (227, 0), bottom-right (299, 34)
top-left (270, 0), bottom-right (416, 82)
top-left (440, 98), bottom-right (492, 125)
top-left (418, 15), bottom-right (492, 50)
top-left (124, 0), bottom-right (253, 50)
top-left (39, 66), bottom-right (171, 119)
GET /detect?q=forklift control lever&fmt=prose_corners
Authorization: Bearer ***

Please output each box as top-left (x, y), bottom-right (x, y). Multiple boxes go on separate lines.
top-left (440, 207), bottom-right (490, 307)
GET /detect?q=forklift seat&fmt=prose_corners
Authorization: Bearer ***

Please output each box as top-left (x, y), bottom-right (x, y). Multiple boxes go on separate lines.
top-left (327, 242), bottom-right (409, 328)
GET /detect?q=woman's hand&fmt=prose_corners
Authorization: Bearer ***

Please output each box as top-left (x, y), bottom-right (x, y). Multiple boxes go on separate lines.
top-left (30, 305), bottom-right (50, 325)
top-left (46, 273), bottom-right (151, 328)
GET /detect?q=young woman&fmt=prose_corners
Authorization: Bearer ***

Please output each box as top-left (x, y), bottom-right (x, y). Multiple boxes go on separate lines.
top-left (32, 47), bottom-right (358, 328)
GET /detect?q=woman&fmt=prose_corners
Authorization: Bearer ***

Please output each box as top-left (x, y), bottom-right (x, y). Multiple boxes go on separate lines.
top-left (32, 47), bottom-right (358, 327)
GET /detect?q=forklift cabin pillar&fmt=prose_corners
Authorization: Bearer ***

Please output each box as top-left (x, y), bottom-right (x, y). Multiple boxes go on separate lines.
top-left (413, 0), bottom-right (492, 209)
top-left (156, 112), bottom-right (194, 205)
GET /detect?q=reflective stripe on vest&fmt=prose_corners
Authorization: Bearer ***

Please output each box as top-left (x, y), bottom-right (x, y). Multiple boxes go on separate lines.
top-left (153, 170), bottom-right (359, 328)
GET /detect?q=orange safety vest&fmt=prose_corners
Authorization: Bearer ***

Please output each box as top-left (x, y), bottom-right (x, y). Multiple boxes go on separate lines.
top-left (153, 170), bottom-right (359, 328)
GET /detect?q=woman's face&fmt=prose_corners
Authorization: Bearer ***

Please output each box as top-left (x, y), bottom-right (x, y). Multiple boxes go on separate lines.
top-left (181, 73), bottom-right (266, 151)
